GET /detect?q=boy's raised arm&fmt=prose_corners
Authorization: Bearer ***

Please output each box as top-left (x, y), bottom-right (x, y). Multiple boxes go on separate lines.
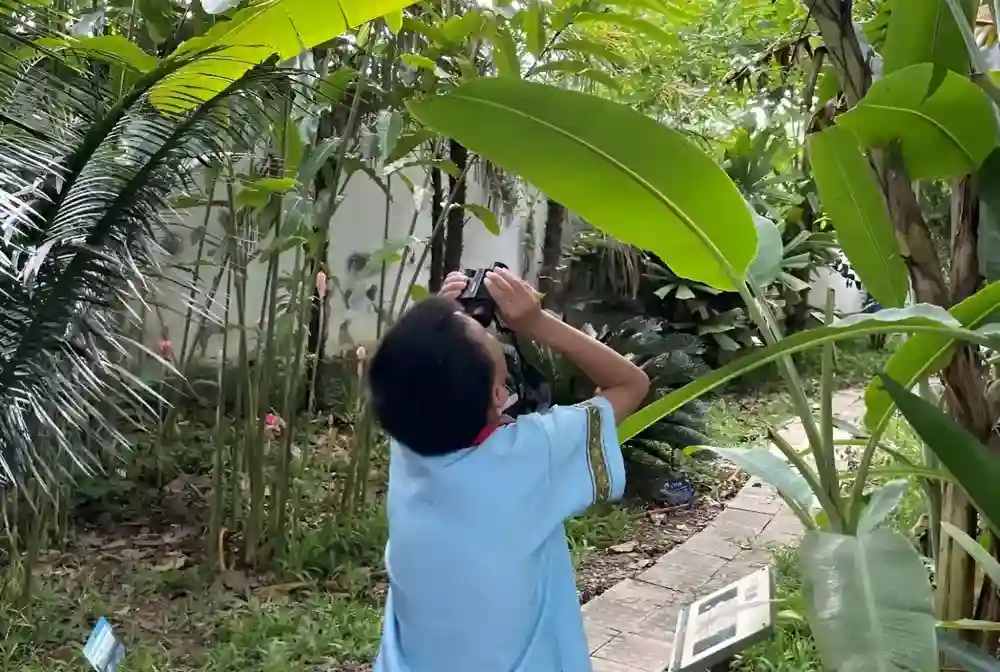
top-left (521, 312), bottom-right (648, 424)
top-left (484, 268), bottom-right (649, 424)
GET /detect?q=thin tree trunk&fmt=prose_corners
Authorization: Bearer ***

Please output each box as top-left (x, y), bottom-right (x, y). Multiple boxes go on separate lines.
top-left (950, 176), bottom-right (982, 304)
top-left (946, 175), bottom-right (995, 641)
top-left (428, 166), bottom-right (446, 292)
top-left (443, 139), bottom-right (468, 274)
top-left (928, 175), bottom-right (983, 627)
top-left (539, 197), bottom-right (566, 310)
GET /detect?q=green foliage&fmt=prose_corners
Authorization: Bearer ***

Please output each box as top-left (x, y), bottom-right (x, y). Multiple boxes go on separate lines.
top-left (881, 375), bottom-right (1000, 533)
top-left (807, 125), bottom-right (909, 308)
top-left (560, 111), bottom-right (839, 371)
top-left (150, 0), bottom-right (415, 111)
top-left (799, 528), bottom-right (938, 670)
top-left (596, 0), bottom-right (807, 122)
top-left (565, 232), bottom-right (758, 364)
top-left (0, 13), bottom-right (294, 493)
top-left (881, 0), bottom-right (977, 79)
top-left (644, 263), bottom-right (758, 359)
top-left (11, 0), bottom-right (1000, 666)
top-left (838, 64), bottom-right (997, 181)
top-left (602, 319), bottom-right (714, 456)
top-left (408, 76), bottom-right (759, 290)
top-left (565, 504), bottom-right (634, 567)
top-left (865, 281), bottom-right (1000, 433)
top-left (938, 630), bottom-right (1000, 672)
top-left (0, 561), bottom-right (385, 671)
top-left (978, 150), bottom-right (1000, 282)
top-left (619, 304), bottom-right (990, 442)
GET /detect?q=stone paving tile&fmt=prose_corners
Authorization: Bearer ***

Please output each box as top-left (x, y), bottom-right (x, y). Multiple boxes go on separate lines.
top-left (593, 632), bottom-right (673, 672)
top-left (733, 547), bottom-right (773, 565)
top-left (778, 421), bottom-right (809, 448)
top-left (766, 510), bottom-right (805, 535)
top-left (627, 592), bottom-right (686, 640)
top-left (635, 546), bottom-right (727, 593)
top-left (591, 658), bottom-right (648, 672)
top-left (728, 490), bottom-right (784, 516)
top-left (710, 550), bottom-right (772, 588)
top-left (681, 527), bottom-right (743, 560)
top-left (680, 507), bottom-right (774, 561)
top-left (779, 421), bottom-right (853, 470)
top-left (585, 621), bottom-right (621, 655)
top-left (756, 524), bottom-right (800, 548)
top-left (714, 507), bottom-right (773, 535)
top-left (755, 509), bottom-right (804, 547)
top-left (582, 578), bottom-right (680, 631)
top-left (832, 389), bottom-right (866, 422)
top-left (744, 477), bottom-right (777, 496)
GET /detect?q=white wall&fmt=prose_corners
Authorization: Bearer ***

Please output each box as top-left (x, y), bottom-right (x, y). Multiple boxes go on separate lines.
top-left (805, 250), bottom-right (913, 314)
top-left (147, 166), bottom-right (547, 362)
top-left (807, 265), bottom-right (866, 314)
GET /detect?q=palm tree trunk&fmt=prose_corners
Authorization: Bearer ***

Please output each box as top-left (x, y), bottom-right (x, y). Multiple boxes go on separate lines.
top-left (443, 139), bottom-right (468, 274)
top-left (539, 197), bottom-right (566, 310)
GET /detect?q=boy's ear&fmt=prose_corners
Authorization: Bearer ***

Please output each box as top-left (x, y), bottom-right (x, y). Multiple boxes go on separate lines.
top-left (492, 381), bottom-right (508, 411)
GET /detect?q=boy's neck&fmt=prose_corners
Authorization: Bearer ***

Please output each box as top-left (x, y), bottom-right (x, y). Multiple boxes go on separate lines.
top-left (472, 413), bottom-right (513, 446)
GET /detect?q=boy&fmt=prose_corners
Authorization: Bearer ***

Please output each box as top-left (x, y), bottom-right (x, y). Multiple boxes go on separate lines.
top-left (369, 267), bottom-right (649, 672)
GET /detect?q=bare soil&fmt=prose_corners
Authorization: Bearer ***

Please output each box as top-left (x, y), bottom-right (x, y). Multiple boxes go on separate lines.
top-left (576, 465), bottom-right (746, 604)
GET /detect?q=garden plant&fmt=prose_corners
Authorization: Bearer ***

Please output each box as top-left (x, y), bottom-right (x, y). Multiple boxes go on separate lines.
top-left (6, 0), bottom-right (1000, 670)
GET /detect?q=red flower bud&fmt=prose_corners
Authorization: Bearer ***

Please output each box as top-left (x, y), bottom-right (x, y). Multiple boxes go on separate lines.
top-left (157, 339), bottom-right (173, 360)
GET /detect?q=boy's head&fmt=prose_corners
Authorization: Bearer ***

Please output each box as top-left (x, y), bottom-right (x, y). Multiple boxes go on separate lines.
top-left (368, 296), bottom-right (509, 456)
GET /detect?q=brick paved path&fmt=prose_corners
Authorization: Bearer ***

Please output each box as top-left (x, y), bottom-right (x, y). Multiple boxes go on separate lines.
top-left (582, 388), bottom-right (866, 671)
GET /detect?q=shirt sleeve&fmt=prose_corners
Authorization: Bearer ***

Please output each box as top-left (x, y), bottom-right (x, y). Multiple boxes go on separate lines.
top-left (537, 396), bottom-right (626, 521)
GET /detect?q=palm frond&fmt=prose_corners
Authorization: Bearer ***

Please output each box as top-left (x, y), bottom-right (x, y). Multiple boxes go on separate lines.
top-left (0, 12), bottom-right (289, 492)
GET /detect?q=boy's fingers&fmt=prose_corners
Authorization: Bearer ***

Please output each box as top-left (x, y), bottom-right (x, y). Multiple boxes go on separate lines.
top-left (492, 268), bottom-right (524, 298)
top-left (495, 267), bottom-right (539, 300)
top-left (495, 267), bottom-right (525, 289)
top-left (438, 276), bottom-right (468, 299)
top-left (484, 271), bottom-right (513, 295)
top-left (484, 272), bottom-right (515, 307)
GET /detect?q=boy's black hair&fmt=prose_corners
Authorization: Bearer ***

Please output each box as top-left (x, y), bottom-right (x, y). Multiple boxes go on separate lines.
top-left (368, 296), bottom-right (495, 456)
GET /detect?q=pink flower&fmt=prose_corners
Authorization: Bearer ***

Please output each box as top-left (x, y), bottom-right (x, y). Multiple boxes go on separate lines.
top-left (263, 412), bottom-right (285, 439)
top-left (157, 339), bottom-right (173, 360)
top-left (316, 270), bottom-right (328, 299)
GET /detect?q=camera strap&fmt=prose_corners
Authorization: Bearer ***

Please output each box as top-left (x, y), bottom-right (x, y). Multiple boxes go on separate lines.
top-left (495, 317), bottom-right (552, 417)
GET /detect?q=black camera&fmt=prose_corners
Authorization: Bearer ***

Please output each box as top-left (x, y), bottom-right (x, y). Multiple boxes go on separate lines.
top-left (457, 261), bottom-right (508, 327)
top-left (454, 261), bottom-right (552, 417)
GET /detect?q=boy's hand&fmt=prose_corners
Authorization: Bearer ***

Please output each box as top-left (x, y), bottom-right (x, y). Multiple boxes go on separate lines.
top-left (439, 272), bottom-right (469, 300)
top-left (485, 268), bottom-right (543, 333)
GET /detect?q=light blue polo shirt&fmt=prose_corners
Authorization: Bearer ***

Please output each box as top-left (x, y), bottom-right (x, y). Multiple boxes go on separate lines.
top-left (374, 396), bottom-right (626, 672)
